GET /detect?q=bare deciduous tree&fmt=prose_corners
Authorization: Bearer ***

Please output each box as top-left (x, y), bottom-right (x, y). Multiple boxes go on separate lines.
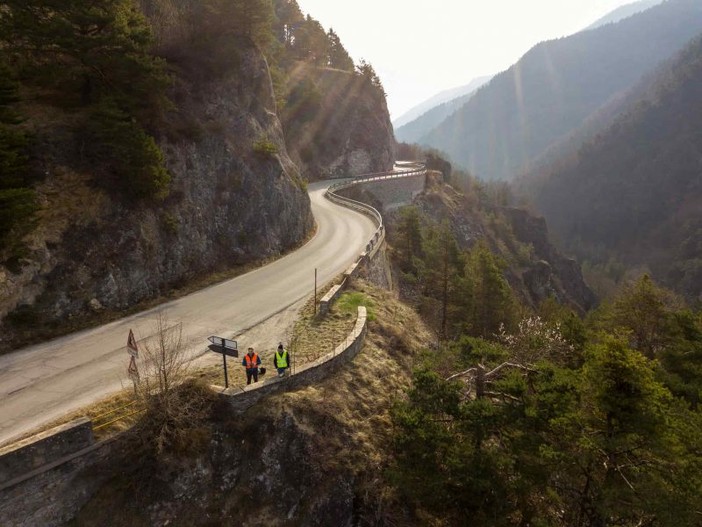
top-left (133, 312), bottom-right (214, 455)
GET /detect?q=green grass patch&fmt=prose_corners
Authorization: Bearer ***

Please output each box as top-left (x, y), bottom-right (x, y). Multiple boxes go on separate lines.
top-left (337, 291), bottom-right (375, 321)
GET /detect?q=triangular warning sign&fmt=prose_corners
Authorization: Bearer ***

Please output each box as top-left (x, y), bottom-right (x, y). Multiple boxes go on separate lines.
top-left (127, 329), bottom-right (139, 358)
top-left (127, 355), bottom-right (139, 381)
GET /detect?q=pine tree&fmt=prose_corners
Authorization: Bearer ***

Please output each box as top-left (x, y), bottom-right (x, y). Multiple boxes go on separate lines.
top-left (0, 0), bottom-right (169, 117)
top-left (326, 28), bottom-right (353, 71)
top-left (465, 242), bottom-right (517, 338)
top-left (395, 206), bottom-right (423, 274)
top-left (420, 221), bottom-right (462, 340)
top-left (230, 0), bottom-right (274, 50)
top-left (609, 274), bottom-right (678, 359)
top-left (0, 61), bottom-right (36, 249)
top-left (356, 59), bottom-right (385, 98)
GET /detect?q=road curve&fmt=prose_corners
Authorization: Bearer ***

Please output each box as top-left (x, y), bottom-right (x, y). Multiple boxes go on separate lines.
top-left (0, 180), bottom-right (376, 446)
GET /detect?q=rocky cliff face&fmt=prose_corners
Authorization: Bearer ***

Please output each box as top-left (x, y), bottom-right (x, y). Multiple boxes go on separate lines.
top-left (499, 207), bottom-right (597, 312)
top-left (385, 177), bottom-right (596, 313)
top-left (282, 65), bottom-right (395, 179)
top-left (0, 36), bottom-right (312, 351)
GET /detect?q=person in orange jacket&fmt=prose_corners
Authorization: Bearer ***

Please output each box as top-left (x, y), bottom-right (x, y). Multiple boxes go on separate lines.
top-left (242, 347), bottom-right (261, 385)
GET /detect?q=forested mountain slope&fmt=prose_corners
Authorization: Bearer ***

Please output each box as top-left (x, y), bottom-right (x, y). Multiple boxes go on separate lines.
top-left (393, 75), bottom-right (491, 136)
top-left (524, 34), bottom-right (702, 301)
top-left (394, 76), bottom-right (491, 144)
top-left (585, 0), bottom-right (662, 30)
top-left (420, 0), bottom-right (702, 180)
top-left (0, 0), bottom-right (394, 352)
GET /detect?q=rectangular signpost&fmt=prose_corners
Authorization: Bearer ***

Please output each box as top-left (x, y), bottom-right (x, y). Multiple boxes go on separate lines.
top-left (208, 336), bottom-right (238, 388)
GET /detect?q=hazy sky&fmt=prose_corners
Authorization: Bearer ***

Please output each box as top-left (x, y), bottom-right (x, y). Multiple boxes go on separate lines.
top-left (296, 0), bottom-right (639, 119)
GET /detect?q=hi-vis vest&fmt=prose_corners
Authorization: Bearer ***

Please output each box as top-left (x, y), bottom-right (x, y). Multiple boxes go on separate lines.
top-left (244, 353), bottom-right (259, 369)
top-left (275, 350), bottom-right (288, 368)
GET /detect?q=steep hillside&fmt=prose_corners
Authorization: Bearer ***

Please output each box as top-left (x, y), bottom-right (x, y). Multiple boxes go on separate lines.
top-left (342, 171), bottom-right (595, 323)
top-left (0, 1), bottom-right (312, 352)
top-left (63, 282), bottom-right (433, 527)
top-left (524, 34), bottom-right (702, 301)
top-left (0, 0), bottom-right (395, 352)
top-left (282, 64), bottom-right (395, 179)
top-left (392, 75), bottom-right (492, 131)
top-left (394, 75), bottom-right (491, 144)
top-left (420, 0), bottom-right (702, 180)
top-left (391, 178), bottom-right (595, 315)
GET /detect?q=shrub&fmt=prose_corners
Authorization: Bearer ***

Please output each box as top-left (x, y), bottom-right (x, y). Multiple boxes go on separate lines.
top-left (252, 136), bottom-right (279, 158)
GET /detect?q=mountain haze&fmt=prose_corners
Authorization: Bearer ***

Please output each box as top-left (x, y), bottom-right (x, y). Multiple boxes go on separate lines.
top-left (585, 0), bottom-right (663, 30)
top-left (524, 34), bottom-right (702, 300)
top-left (392, 75), bottom-right (492, 130)
top-left (420, 0), bottom-right (702, 180)
top-left (394, 75), bottom-right (492, 144)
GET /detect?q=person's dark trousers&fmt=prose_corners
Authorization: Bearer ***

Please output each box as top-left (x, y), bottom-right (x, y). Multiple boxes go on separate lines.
top-left (246, 369), bottom-right (259, 385)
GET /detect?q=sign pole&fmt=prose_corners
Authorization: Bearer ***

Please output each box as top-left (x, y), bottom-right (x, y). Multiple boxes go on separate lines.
top-left (223, 352), bottom-right (229, 389)
top-left (314, 268), bottom-right (318, 315)
top-left (206, 336), bottom-right (237, 389)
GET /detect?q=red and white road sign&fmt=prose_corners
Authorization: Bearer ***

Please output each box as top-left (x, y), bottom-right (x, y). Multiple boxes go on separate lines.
top-left (127, 355), bottom-right (139, 382)
top-left (127, 329), bottom-right (139, 358)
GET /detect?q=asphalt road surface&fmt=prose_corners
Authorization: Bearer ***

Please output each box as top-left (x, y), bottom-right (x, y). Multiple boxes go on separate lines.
top-left (0, 180), bottom-right (376, 446)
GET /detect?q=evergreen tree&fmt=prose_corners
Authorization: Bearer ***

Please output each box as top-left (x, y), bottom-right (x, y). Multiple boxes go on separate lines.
top-left (608, 274), bottom-right (678, 359)
top-left (0, 62), bottom-right (36, 250)
top-left (86, 100), bottom-right (170, 200)
top-left (293, 15), bottom-right (328, 65)
top-left (394, 206), bottom-right (423, 275)
top-left (465, 241), bottom-right (517, 338)
top-left (0, 0), bottom-right (169, 117)
top-left (326, 28), bottom-right (353, 71)
top-left (272, 0), bottom-right (304, 49)
top-left (230, 0), bottom-right (274, 50)
top-left (420, 221), bottom-right (462, 340)
top-left (0, 64), bottom-right (29, 190)
top-left (548, 337), bottom-right (700, 526)
top-left (356, 59), bottom-right (385, 98)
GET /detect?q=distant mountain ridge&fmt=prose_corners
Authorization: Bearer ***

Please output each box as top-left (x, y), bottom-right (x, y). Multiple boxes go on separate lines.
top-left (420, 0), bottom-right (702, 180)
top-left (585, 0), bottom-right (663, 30)
top-left (392, 75), bottom-right (492, 130)
top-left (395, 76), bottom-right (492, 144)
top-left (524, 33), bottom-right (702, 300)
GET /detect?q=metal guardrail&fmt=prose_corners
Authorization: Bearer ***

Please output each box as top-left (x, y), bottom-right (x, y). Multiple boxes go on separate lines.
top-left (324, 162), bottom-right (427, 256)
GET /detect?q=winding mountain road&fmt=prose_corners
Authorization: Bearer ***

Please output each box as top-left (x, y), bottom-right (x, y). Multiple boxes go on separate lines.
top-left (0, 180), bottom-right (376, 446)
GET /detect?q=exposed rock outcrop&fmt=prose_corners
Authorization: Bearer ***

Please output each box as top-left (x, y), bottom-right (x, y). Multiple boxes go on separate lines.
top-left (0, 38), bottom-right (312, 352)
top-left (282, 64), bottom-right (395, 179)
top-left (384, 178), bottom-right (595, 313)
top-left (500, 207), bottom-right (596, 312)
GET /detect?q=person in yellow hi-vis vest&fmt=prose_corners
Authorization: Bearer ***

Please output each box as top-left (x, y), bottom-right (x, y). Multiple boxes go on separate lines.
top-left (273, 343), bottom-right (290, 378)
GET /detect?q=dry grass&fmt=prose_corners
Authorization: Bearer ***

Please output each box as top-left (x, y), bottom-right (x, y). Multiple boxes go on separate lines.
top-left (289, 288), bottom-right (364, 364)
top-left (267, 279), bottom-right (433, 472)
top-left (0, 388), bottom-right (142, 451)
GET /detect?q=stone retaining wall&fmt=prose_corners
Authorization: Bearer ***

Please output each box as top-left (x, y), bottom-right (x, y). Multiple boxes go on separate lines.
top-left (0, 417), bottom-right (94, 487)
top-left (0, 429), bottom-right (119, 527)
top-left (217, 306), bottom-right (367, 412)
